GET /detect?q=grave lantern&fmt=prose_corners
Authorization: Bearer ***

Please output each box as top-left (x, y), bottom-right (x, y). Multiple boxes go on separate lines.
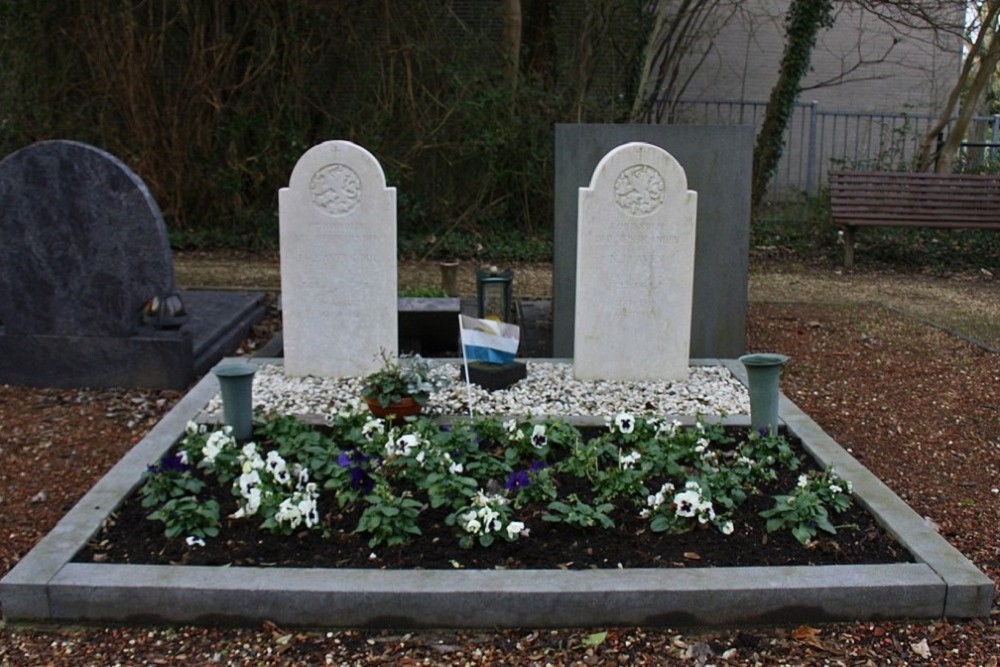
top-left (476, 266), bottom-right (513, 322)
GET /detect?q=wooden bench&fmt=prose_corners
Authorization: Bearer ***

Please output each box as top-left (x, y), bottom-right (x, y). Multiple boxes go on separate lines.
top-left (828, 170), bottom-right (1000, 269)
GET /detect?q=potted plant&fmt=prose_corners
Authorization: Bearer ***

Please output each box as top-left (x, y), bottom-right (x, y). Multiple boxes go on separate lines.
top-left (361, 352), bottom-right (449, 421)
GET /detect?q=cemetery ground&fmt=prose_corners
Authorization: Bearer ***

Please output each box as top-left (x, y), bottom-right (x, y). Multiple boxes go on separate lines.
top-left (1, 255), bottom-right (999, 664)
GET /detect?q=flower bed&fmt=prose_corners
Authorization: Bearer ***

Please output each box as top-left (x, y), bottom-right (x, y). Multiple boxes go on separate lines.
top-left (77, 409), bottom-right (909, 570)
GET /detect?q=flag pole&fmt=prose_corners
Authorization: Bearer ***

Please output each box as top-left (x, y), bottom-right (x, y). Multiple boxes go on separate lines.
top-left (458, 314), bottom-right (474, 418)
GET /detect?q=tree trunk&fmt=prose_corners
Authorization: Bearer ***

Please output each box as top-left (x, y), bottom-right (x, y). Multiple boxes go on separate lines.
top-left (751, 0), bottom-right (834, 213)
top-left (502, 0), bottom-right (522, 106)
top-left (917, 0), bottom-right (1000, 172)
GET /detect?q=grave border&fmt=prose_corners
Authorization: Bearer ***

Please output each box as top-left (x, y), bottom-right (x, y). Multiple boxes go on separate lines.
top-left (1, 360), bottom-right (992, 626)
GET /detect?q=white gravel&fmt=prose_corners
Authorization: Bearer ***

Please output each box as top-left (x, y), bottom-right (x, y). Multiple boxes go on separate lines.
top-left (205, 361), bottom-right (749, 419)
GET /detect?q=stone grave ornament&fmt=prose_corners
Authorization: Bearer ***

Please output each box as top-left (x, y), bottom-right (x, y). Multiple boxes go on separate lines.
top-left (573, 142), bottom-right (697, 381)
top-left (279, 140), bottom-right (397, 378)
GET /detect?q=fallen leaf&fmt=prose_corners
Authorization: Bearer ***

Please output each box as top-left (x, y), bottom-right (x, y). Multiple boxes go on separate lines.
top-left (581, 631), bottom-right (607, 647)
top-left (910, 638), bottom-right (931, 659)
top-left (683, 551), bottom-right (701, 560)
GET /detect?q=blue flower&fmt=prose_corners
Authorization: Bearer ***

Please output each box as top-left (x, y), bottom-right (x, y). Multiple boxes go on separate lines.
top-left (350, 466), bottom-right (375, 493)
top-left (504, 469), bottom-right (531, 491)
top-left (148, 453), bottom-right (191, 474)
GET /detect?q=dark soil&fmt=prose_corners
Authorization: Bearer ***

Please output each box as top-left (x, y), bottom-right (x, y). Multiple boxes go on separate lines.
top-left (78, 433), bottom-right (911, 570)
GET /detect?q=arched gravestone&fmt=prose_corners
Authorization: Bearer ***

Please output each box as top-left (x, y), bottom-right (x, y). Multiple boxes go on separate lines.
top-left (279, 140), bottom-right (397, 378)
top-left (0, 140), bottom-right (266, 388)
top-left (574, 142), bottom-right (697, 381)
top-left (0, 140), bottom-right (175, 337)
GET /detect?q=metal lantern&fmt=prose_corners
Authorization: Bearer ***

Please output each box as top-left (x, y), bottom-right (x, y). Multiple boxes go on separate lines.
top-left (475, 266), bottom-right (513, 322)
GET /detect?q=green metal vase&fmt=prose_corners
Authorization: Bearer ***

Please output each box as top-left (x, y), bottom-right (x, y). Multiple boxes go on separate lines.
top-left (738, 353), bottom-right (789, 435)
top-left (212, 360), bottom-right (258, 440)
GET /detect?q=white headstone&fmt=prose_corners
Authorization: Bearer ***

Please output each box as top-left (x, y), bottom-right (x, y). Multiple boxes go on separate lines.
top-left (279, 140), bottom-right (397, 377)
top-left (574, 142), bottom-right (697, 381)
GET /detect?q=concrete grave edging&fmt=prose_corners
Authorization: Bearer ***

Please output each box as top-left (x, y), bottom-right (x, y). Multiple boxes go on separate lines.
top-left (2, 360), bottom-right (992, 626)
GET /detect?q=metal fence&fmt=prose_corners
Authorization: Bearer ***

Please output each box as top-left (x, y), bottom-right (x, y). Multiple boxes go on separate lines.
top-left (672, 99), bottom-right (1000, 218)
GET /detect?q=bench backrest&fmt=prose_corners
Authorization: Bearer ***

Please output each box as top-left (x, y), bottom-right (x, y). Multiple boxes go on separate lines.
top-left (829, 171), bottom-right (1000, 229)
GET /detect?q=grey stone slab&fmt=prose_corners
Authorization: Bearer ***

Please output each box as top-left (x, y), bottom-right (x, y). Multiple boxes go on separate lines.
top-left (0, 140), bottom-right (175, 337)
top-left (553, 125), bottom-right (752, 359)
top-left (398, 297), bottom-right (461, 356)
top-left (46, 563), bottom-right (942, 627)
top-left (2, 361), bottom-right (993, 626)
top-left (0, 331), bottom-right (195, 389)
top-left (0, 290), bottom-right (266, 389)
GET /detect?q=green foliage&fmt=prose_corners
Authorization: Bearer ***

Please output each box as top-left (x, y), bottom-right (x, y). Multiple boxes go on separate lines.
top-left (1, 2), bottom-right (645, 250)
top-left (140, 455), bottom-right (205, 508)
top-left (759, 466), bottom-right (854, 544)
top-left (361, 352), bottom-right (451, 408)
top-left (147, 497), bottom-right (221, 540)
top-left (398, 228), bottom-right (553, 262)
top-left (356, 480), bottom-right (424, 548)
top-left (141, 411), bottom-right (850, 550)
top-left (398, 286), bottom-right (449, 298)
top-left (543, 495), bottom-right (616, 530)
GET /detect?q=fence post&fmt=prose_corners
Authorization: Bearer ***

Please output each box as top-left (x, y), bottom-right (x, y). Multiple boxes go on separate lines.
top-left (806, 101), bottom-right (819, 195)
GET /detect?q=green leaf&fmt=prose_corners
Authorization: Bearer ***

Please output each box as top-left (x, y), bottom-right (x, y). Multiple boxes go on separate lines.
top-left (650, 516), bottom-right (671, 533)
top-left (582, 631), bottom-right (607, 647)
top-left (791, 524), bottom-right (814, 544)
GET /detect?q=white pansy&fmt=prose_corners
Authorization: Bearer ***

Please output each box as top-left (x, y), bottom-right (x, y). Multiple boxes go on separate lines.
top-left (658, 420), bottom-right (682, 438)
top-left (362, 419), bottom-right (385, 440)
top-left (265, 450), bottom-right (291, 486)
top-left (619, 449), bottom-right (641, 470)
top-left (829, 484), bottom-right (843, 494)
top-left (797, 474), bottom-right (809, 489)
top-left (530, 424), bottom-right (547, 448)
top-left (614, 412), bottom-right (635, 435)
top-left (506, 521), bottom-right (526, 540)
top-left (238, 469), bottom-right (261, 497)
top-left (448, 460), bottom-right (464, 474)
top-left (202, 439), bottom-right (223, 465)
top-left (393, 433), bottom-right (420, 457)
top-left (720, 520), bottom-right (735, 535)
top-left (673, 489), bottom-right (701, 518)
top-left (185, 536), bottom-right (206, 547)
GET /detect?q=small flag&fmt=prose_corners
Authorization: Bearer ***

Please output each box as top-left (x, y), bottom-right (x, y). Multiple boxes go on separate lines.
top-left (459, 315), bottom-right (520, 365)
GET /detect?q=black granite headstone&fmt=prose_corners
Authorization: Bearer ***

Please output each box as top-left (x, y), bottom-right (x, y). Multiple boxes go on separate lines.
top-left (0, 140), bottom-right (267, 388)
top-left (0, 140), bottom-right (175, 337)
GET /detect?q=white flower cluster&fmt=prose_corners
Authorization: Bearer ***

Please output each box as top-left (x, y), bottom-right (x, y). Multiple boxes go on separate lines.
top-left (618, 449), bottom-right (641, 470)
top-left (231, 442), bottom-right (319, 529)
top-left (642, 480), bottom-right (734, 535)
top-left (457, 491), bottom-right (525, 541)
top-left (202, 426), bottom-right (236, 466)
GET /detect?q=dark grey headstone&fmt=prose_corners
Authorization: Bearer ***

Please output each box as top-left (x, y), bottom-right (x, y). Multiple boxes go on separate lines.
top-left (0, 140), bottom-right (175, 337)
top-left (553, 124), bottom-right (752, 359)
top-left (0, 140), bottom-right (268, 389)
